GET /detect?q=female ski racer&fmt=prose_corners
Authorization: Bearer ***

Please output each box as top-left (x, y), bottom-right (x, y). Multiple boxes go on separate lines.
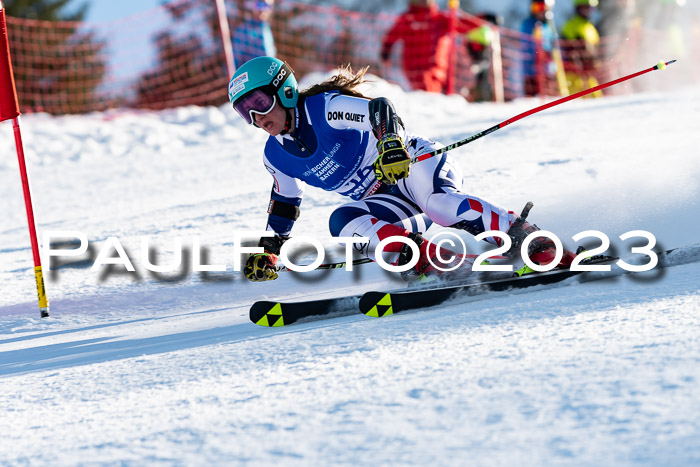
top-left (229, 56), bottom-right (574, 282)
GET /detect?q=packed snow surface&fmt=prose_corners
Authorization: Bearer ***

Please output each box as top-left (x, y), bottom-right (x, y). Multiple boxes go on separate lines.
top-left (1, 72), bottom-right (699, 465)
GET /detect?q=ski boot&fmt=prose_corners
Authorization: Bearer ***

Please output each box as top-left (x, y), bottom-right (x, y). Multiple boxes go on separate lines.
top-left (396, 232), bottom-right (468, 282)
top-left (506, 202), bottom-right (575, 276)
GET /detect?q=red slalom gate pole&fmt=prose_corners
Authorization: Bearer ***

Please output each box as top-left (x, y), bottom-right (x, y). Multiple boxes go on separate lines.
top-left (412, 60), bottom-right (677, 164)
top-left (12, 118), bottom-right (49, 317)
top-left (1, 2), bottom-right (50, 317)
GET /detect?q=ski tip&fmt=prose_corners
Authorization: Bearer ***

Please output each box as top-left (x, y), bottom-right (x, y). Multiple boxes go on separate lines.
top-left (359, 292), bottom-right (394, 318)
top-left (249, 301), bottom-right (286, 327)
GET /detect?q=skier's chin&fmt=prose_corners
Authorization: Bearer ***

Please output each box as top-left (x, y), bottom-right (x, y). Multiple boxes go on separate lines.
top-left (261, 120), bottom-right (279, 136)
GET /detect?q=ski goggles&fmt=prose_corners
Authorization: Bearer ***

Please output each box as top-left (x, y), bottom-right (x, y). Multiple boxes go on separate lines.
top-left (233, 89), bottom-right (276, 125)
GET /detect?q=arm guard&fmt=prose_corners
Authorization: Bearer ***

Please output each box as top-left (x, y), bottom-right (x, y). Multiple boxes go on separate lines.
top-left (266, 189), bottom-right (302, 237)
top-left (368, 97), bottom-right (405, 140)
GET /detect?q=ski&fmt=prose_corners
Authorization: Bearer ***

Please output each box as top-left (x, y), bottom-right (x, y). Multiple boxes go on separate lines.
top-left (358, 256), bottom-right (619, 317)
top-left (251, 253), bottom-right (507, 327)
top-left (252, 246), bottom-right (700, 326)
top-left (250, 257), bottom-right (615, 326)
top-left (358, 246), bottom-right (699, 317)
top-left (250, 294), bottom-right (361, 327)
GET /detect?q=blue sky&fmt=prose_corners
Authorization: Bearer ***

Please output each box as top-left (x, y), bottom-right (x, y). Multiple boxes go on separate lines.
top-left (65, 1), bottom-right (169, 86)
top-left (74, 0), bottom-right (163, 22)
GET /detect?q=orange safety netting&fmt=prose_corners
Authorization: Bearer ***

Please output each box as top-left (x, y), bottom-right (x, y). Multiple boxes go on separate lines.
top-left (3, 0), bottom-right (698, 115)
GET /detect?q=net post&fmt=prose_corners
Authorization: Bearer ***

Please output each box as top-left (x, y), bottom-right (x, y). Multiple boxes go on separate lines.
top-left (214, 0), bottom-right (236, 78)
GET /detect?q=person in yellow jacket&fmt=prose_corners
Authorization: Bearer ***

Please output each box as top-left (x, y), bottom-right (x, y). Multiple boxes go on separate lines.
top-left (560, 0), bottom-right (603, 97)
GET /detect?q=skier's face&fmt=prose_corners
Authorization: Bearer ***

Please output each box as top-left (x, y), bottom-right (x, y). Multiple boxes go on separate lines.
top-left (253, 99), bottom-right (287, 136)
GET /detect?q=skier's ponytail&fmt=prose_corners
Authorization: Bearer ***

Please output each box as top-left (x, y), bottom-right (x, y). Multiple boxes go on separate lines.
top-left (299, 64), bottom-right (371, 99)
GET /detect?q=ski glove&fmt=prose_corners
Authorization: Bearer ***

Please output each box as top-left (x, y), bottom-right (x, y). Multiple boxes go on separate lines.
top-left (373, 134), bottom-right (411, 185)
top-left (244, 252), bottom-right (279, 282)
top-left (244, 236), bottom-right (286, 282)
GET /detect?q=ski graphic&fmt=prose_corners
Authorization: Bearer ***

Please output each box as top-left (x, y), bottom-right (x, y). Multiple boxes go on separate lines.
top-left (250, 295), bottom-right (361, 327)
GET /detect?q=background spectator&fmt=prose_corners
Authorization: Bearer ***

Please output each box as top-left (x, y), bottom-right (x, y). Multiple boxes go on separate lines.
top-left (597, 0), bottom-right (640, 59)
top-left (380, 0), bottom-right (479, 93)
top-left (233, 0), bottom-right (276, 67)
top-left (465, 13), bottom-right (502, 101)
top-left (597, 0), bottom-right (638, 39)
top-left (561, 0), bottom-right (602, 96)
top-left (654, 0), bottom-right (687, 60)
top-left (520, 0), bottom-right (555, 96)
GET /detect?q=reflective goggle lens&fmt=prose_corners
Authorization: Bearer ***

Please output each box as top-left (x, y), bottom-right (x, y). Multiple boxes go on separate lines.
top-left (233, 90), bottom-right (276, 125)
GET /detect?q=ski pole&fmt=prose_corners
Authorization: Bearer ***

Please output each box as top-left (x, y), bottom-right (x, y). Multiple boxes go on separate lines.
top-left (277, 257), bottom-right (374, 273)
top-left (277, 250), bottom-right (512, 273)
top-left (412, 60), bottom-right (677, 164)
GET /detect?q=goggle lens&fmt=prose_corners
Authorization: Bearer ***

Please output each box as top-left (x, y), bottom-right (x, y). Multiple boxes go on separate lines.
top-left (233, 89), bottom-right (276, 125)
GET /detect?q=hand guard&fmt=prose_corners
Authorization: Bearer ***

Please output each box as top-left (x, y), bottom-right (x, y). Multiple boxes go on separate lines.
top-left (373, 134), bottom-right (411, 185)
top-left (244, 236), bottom-right (285, 282)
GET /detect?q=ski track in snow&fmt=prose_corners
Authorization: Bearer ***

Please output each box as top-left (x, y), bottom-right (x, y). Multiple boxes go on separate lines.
top-left (1, 76), bottom-right (699, 465)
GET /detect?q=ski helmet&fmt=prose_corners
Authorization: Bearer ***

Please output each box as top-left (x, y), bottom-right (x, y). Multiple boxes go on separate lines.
top-left (573, 0), bottom-right (598, 7)
top-left (531, 0), bottom-right (554, 9)
top-left (228, 56), bottom-right (298, 123)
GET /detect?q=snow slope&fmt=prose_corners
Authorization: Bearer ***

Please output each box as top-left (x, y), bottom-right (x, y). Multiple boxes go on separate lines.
top-left (1, 70), bottom-right (699, 465)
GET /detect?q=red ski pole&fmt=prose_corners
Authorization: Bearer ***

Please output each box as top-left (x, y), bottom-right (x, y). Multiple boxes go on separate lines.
top-left (412, 60), bottom-right (677, 164)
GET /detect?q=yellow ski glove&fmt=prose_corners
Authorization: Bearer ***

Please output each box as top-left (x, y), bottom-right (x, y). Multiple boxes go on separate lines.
top-left (373, 134), bottom-right (411, 185)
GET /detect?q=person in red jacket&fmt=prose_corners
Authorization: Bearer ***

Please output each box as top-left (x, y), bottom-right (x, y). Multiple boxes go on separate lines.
top-left (380, 0), bottom-right (479, 93)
